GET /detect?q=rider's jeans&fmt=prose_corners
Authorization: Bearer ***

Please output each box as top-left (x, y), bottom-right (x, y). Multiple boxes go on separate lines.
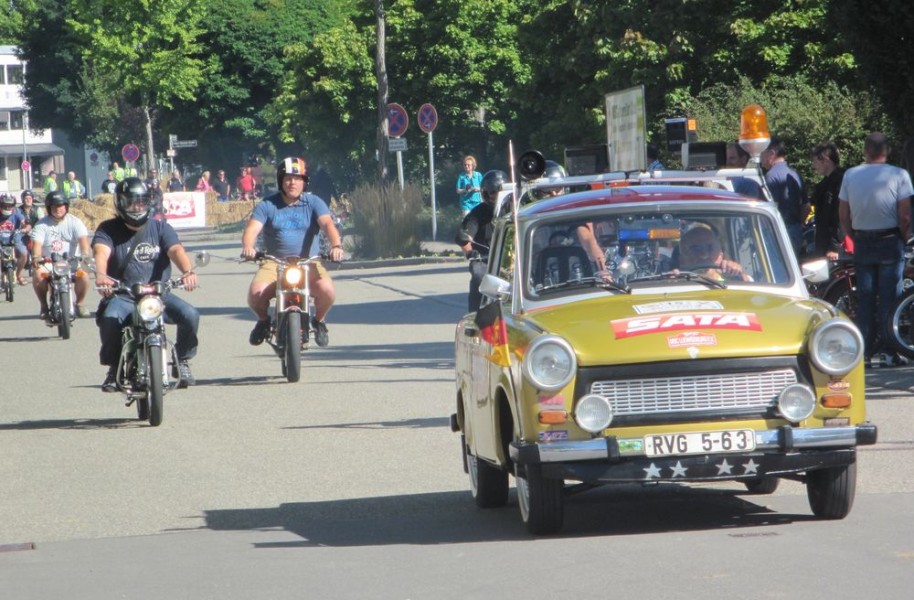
top-left (468, 259), bottom-right (487, 314)
top-left (97, 293), bottom-right (200, 366)
top-left (853, 235), bottom-right (905, 354)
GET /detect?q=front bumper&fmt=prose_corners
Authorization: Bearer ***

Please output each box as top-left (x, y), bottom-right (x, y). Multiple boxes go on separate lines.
top-left (509, 424), bottom-right (877, 484)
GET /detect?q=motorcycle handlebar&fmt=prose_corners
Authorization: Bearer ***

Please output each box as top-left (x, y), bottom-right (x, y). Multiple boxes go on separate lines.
top-left (242, 252), bottom-right (330, 264)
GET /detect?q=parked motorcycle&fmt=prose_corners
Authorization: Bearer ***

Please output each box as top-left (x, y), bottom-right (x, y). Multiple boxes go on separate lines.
top-left (37, 252), bottom-right (86, 340)
top-left (98, 252), bottom-right (208, 426)
top-left (0, 229), bottom-right (17, 302)
top-left (318, 210), bottom-right (345, 256)
top-left (245, 252), bottom-right (323, 383)
top-left (883, 240), bottom-right (914, 360)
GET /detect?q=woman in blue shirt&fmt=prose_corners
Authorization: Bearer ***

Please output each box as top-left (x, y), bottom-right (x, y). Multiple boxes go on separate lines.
top-left (456, 155), bottom-right (483, 215)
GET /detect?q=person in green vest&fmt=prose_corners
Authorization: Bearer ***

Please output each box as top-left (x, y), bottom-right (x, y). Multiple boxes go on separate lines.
top-left (62, 171), bottom-right (86, 200)
top-left (43, 170), bottom-right (58, 192)
top-left (112, 162), bottom-right (126, 182)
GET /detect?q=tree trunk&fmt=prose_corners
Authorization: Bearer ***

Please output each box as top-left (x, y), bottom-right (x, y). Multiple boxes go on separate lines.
top-left (144, 105), bottom-right (155, 176)
top-left (375, 0), bottom-right (389, 184)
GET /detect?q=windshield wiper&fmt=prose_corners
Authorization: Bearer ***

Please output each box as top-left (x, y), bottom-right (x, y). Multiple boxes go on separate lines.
top-left (536, 275), bottom-right (631, 295)
top-left (627, 271), bottom-right (727, 289)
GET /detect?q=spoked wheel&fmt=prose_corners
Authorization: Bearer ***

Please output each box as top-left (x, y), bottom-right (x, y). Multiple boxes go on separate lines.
top-left (806, 461), bottom-right (856, 519)
top-left (465, 435), bottom-right (508, 508)
top-left (147, 347), bottom-right (164, 427)
top-left (515, 464), bottom-right (564, 535)
top-left (885, 287), bottom-right (914, 359)
top-left (58, 290), bottom-right (72, 340)
top-left (284, 312), bottom-right (302, 383)
top-left (824, 276), bottom-right (857, 320)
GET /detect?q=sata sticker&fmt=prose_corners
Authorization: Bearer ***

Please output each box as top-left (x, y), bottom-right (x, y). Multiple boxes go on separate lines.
top-left (667, 331), bottom-right (718, 349)
top-left (538, 430), bottom-right (569, 442)
top-left (612, 312), bottom-right (761, 338)
top-left (633, 300), bottom-right (724, 315)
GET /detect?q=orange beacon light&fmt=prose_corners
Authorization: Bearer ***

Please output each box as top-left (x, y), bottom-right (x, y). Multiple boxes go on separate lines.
top-left (739, 104), bottom-right (771, 162)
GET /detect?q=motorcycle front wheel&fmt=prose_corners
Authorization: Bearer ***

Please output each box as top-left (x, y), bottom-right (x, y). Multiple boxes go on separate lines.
top-left (146, 346), bottom-right (164, 426)
top-left (885, 287), bottom-right (914, 359)
top-left (58, 289), bottom-right (72, 340)
top-left (824, 276), bottom-right (857, 320)
top-left (284, 312), bottom-right (302, 383)
top-left (5, 265), bottom-right (14, 302)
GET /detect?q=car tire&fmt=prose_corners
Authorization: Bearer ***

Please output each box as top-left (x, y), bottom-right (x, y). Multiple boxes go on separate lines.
top-left (743, 476), bottom-right (779, 494)
top-left (516, 464), bottom-right (563, 535)
top-left (806, 462), bottom-right (856, 519)
top-left (466, 440), bottom-right (508, 508)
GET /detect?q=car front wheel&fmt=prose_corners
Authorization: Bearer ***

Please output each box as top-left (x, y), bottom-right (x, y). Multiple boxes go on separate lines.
top-left (806, 462), bottom-right (856, 519)
top-left (516, 464), bottom-right (564, 535)
top-left (467, 442), bottom-right (509, 508)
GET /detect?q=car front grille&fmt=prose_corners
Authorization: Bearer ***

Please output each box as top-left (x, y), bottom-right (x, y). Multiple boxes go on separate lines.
top-left (591, 368), bottom-right (795, 417)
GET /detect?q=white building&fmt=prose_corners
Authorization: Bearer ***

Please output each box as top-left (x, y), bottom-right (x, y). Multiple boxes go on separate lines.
top-left (0, 45), bottom-right (64, 195)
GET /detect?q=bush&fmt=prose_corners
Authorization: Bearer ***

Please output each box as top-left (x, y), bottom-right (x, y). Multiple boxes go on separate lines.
top-left (349, 182), bottom-right (423, 259)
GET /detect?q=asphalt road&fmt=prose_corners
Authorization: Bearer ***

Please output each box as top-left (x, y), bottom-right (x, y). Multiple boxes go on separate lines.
top-left (1, 237), bottom-right (913, 599)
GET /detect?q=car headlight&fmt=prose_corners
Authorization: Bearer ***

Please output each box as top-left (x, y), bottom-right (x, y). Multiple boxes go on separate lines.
top-left (808, 319), bottom-right (863, 375)
top-left (778, 383), bottom-right (817, 423)
top-left (284, 266), bottom-right (304, 287)
top-left (137, 296), bottom-right (164, 321)
top-left (522, 335), bottom-right (576, 391)
top-left (575, 394), bottom-right (613, 433)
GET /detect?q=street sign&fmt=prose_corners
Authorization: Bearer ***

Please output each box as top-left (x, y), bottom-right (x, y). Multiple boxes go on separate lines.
top-left (387, 103), bottom-right (409, 137)
top-left (388, 137), bottom-right (408, 152)
top-left (168, 134), bottom-right (178, 149)
top-left (121, 143), bottom-right (140, 163)
top-left (417, 103), bottom-right (438, 134)
top-left (172, 140), bottom-right (197, 149)
top-left (21, 160), bottom-right (31, 172)
top-left (166, 149), bottom-right (177, 158)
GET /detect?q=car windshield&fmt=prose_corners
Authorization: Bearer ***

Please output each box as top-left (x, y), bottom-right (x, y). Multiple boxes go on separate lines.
top-left (524, 209), bottom-right (790, 299)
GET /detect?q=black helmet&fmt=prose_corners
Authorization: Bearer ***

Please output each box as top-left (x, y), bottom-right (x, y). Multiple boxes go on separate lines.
top-left (543, 160), bottom-right (566, 180)
top-left (21, 189), bottom-right (34, 201)
top-left (531, 160), bottom-right (567, 200)
top-left (480, 170), bottom-right (508, 205)
top-left (114, 177), bottom-right (152, 227)
top-left (277, 157), bottom-right (309, 185)
top-left (44, 190), bottom-right (70, 211)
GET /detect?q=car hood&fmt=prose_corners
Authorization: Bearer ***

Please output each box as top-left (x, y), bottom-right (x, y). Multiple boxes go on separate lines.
top-left (523, 290), bottom-right (830, 365)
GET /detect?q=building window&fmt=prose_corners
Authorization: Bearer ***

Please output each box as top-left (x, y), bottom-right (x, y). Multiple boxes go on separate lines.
top-left (7, 65), bottom-right (24, 85)
top-left (0, 111), bottom-right (9, 130)
top-left (0, 157), bottom-right (7, 182)
top-left (10, 111), bottom-right (24, 130)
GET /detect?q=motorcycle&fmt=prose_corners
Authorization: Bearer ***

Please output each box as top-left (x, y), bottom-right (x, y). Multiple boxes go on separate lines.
top-left (98, 252), bottom-right (208, 427)
top-left (38, 252), bottom-right (86, 340)
top-left (0, 229), bottom-right (17, 302)
top-left (318, 210), bottom-right (346, 256)
top-left (245, 252), bottom-right (323, 383)
top-left (883, 240), bottom-right (914, 360)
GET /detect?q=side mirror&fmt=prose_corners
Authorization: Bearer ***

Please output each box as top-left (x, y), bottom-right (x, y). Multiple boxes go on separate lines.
top-left (801, 258), bottom-right (829, 284)
top-left (194, 251), bottom-right (211, 268)
top-left (479, 273), bottom-right (511, 301)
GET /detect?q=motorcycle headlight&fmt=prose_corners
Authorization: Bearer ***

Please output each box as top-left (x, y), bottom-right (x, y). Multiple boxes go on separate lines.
top-left (808, 319), bottom-right (863, 376)
top-left (522, 335), bottom-right (576, 392)
top-left (52, 260), bottom-right (69, 276)
top-left (284, 266), bottom-right (304, 287)
top-left (137, 296), bottom-right (164, 321)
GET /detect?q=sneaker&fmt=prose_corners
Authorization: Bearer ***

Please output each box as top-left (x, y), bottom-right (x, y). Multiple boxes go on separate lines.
top-left (177, 361), bottom-right (195, 388)
top-left (249, 319), bottom-right (271, 346)
top-left (76, 304), bottom-right (91, 318)
top-left (312, 317), bottom-right (329, 347)
top-left (101, 368), bottom-right (118, 393)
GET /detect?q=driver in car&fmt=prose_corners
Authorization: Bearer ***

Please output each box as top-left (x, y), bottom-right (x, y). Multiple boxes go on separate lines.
top-left (676, 224), bottom-right (751, 281)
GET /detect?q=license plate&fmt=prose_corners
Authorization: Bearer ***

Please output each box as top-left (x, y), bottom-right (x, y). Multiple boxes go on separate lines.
top-left (643, 429), bottom-right (756, 457)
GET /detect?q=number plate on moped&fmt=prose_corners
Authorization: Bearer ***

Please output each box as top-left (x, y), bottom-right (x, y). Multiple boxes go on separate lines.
top-left (644, 429), bottom-right (756, 457)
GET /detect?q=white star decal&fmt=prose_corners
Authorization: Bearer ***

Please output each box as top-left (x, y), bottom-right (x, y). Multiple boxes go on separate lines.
top-left (670, 461), bottom-right (688, 478)
top-left (643, 463), bottom-right (662, 479)
top-left (742, 459), bottom-right (760, 475)
top-left (716, 459), bottom-right (733, 475)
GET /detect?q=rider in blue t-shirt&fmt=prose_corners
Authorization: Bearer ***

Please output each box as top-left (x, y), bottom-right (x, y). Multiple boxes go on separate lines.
top-left (241, 157), bottom-right (345, 348)
top-left (93, 178), bottom-right (201, 392)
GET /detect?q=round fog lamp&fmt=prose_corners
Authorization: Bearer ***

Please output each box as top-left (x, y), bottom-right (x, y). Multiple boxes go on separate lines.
top-left (778, 383), bottom-right (816, 423)
top-left (575, 394), bottom-right (613, 433)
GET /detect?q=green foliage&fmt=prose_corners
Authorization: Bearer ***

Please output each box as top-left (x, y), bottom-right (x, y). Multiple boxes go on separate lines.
top-left (349, 182), bottom-right (423, 258)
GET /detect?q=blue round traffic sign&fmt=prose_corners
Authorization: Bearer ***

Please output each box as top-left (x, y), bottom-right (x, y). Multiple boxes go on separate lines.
top-left (417, 103), bottom-right (438, 134)
top-left (122, 143), bottom-right (140, 163)
top-left (387, 103), bottom-right (409, 137)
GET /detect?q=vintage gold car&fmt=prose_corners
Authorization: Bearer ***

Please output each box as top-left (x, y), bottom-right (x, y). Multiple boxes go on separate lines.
top-left (452, 177), bottom-right (876, 535)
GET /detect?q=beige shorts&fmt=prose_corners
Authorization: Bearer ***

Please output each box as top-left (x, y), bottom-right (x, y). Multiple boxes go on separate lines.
top-left (252, 259), bottom-right (330, 285)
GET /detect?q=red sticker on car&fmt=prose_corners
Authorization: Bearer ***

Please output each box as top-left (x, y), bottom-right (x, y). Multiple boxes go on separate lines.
top-left (611, 312), bottom-right (762, 338)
